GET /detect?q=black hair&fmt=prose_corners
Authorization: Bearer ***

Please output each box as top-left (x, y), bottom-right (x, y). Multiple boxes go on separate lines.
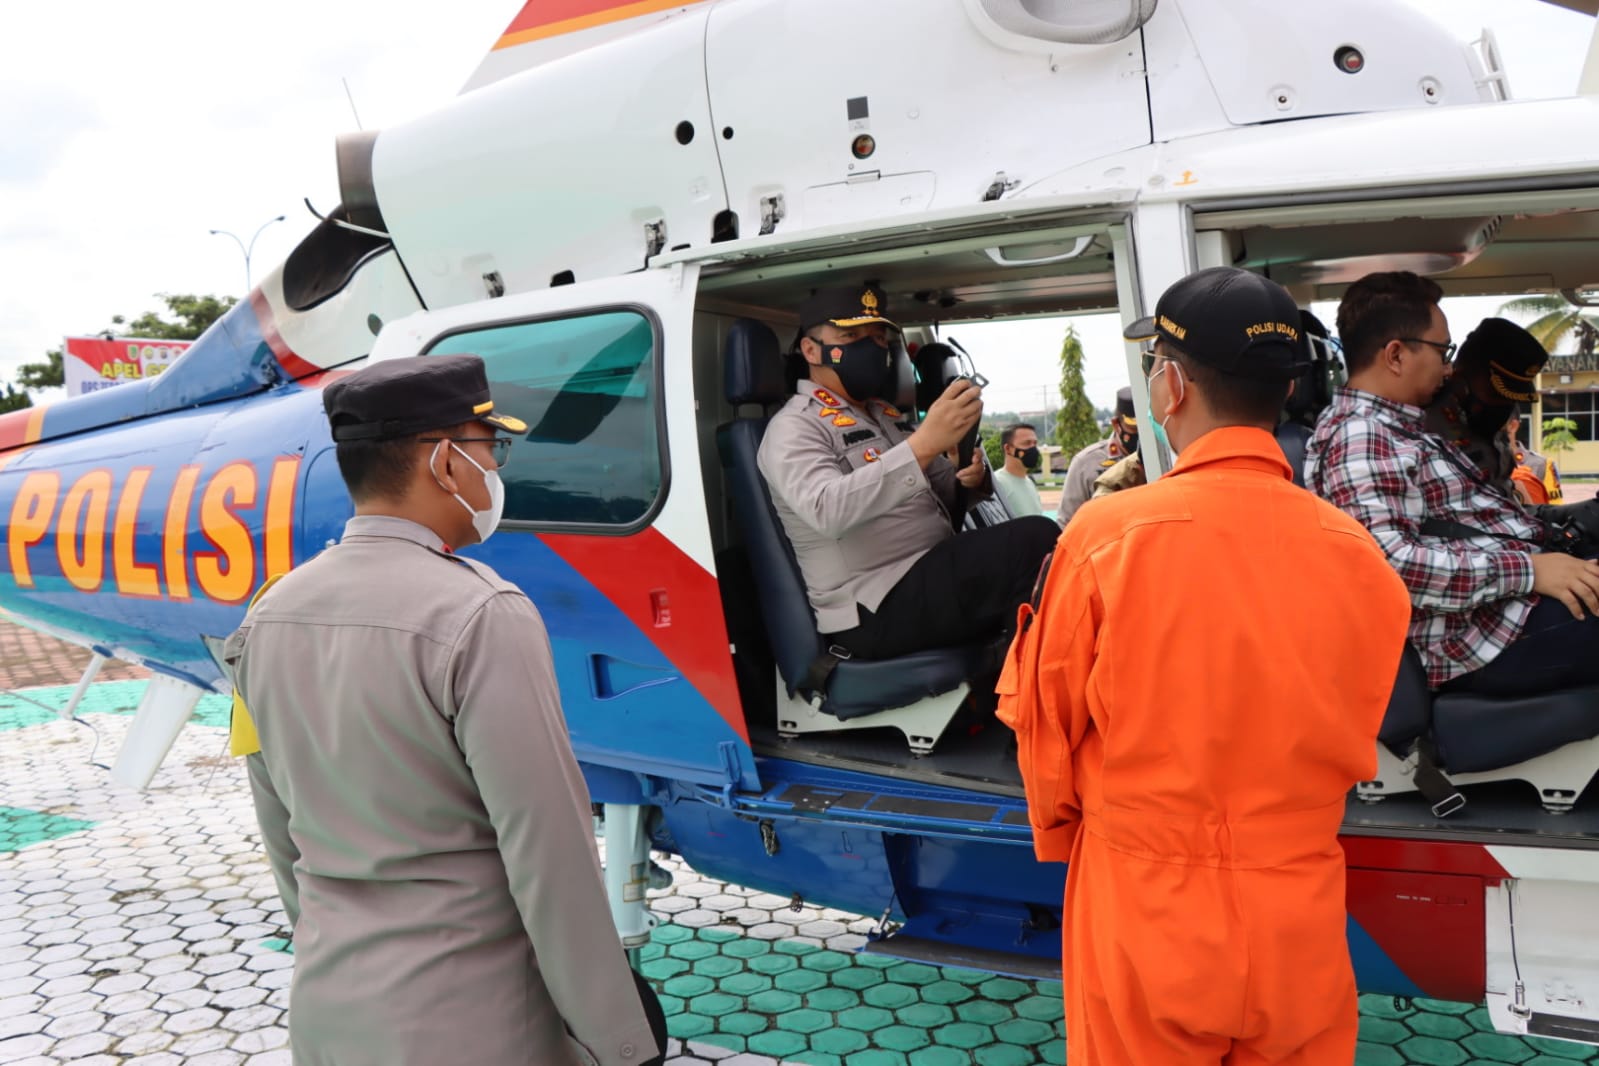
top-left (1336, 271), bottom-right (1444, 375)
top-left (334, 436), bottom-right (421, 502)
top-left (1001, 423), bottom-right (1037, 448)
top-left (1167, 346), bottom-right (1289, 426)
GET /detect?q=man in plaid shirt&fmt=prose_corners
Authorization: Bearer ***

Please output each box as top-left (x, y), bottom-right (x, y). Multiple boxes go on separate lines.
top-left (1306, 271), bottom-right (1599, 695)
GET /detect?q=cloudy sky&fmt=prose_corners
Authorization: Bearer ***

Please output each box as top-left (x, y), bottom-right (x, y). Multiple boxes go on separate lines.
top-left (0, 0), bottom-right (1592, 410)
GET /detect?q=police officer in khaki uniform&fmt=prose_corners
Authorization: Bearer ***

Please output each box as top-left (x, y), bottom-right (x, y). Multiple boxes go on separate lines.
top-left (1057, 387), bottom-right (1137, 525)
top-left (225, 355), bottom-right (662, 1066)
top-left (1507, 406), bottom-right (1565, 506)
top-left (757, 283), bottom-right (1059, 660)
top-left (1425, 317), bottom-right (1547, 492)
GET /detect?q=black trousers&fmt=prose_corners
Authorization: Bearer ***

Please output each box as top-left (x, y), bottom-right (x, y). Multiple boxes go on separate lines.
top-left (826, 516), bottom-right (1060, 660)
top-left (1444, 594), bottom-right (1599, 697)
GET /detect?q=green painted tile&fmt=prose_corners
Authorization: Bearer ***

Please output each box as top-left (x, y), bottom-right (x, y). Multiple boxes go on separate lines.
top-left (1528, 1058), bottom-right (1599, 1066)
top-left (934, 1022), bottom-right (994, 1050)
top-left (753, 953), bottom-right (802, 977)
top-left (995, 1017), bottom-right (1055, 1047)
top-left (1523, 1036), bottom-right (1598, 1060)
top-left (657, 995), bottom-right (684, 1017)
top-left (1464, 1007), bottom-right (1500, 1034)
top-left (856, 954), bottom-right (900, 969)
top-left (978, 977), bottom-right (1031, 1003)
top-left (698, 1034), bottom-right (746, 1054)
top-left (834, 967), bottom-right (886, 991)
top-left (700, 927), bottom-right (740, 943)
top-left (720, 1011), bottom-right (769, 1037)
top-left (692, 955), bottom-right (742, 980)
top-left (1415, 999), bottom-right (1477, 1017)
top-left (776, 939), bottom-right (822, 956)
top-left (864, 983), bottom-right (919, 1010)
top-left (783, 1008), bottom-right (835, 1035)
top-left (662, 974), bottom-right (715, 998)
top-left (640, 942), bottom-right (665, 961)
top-left (1354, 1043), bottom-right (1406, 1066)
top-left (776, 969), bottom-right (829, 994)
top-left (750, 1030), bottom-right (810, 1058)
top-left (811, 1028), bottom-right (870, 1056)
top-left (1396, 1035), bottom-right (1468, 1065)
top-left (668, 939), bottom-right (719, 961)
top-left (1360, 995), bottom-right (1418, 1021)
top-left (1040, 1038), bottom-right (1067, 1065)
top-left (1035, 981), bottom-right (1064, 999)
top-left (1359, 1018), bottom-right (1412, 1047)
top-left (748, 989), bottom-right (803, 1015)
top-left (938, 966), bottom-right (990, 985)
top-left (724, 937), bottom-right (772, 959)
top-left (922, 981), bottom-right (978, 1006)
top-left (887, 963), bottom-right (943, 987)
top-left (791, 1052), bottom-right (844, 1066)
top-left (652, 923), bottom-right (694, 945)
top-left (975, 1045), bottom-right (1035, 1066)
top-left (1461, 1032), bottom-right (1537, 1063)
top-left (0, 806), bottom-right (94, 852)
top-left (718, 971), bottom-right (771, 997)
top-left (667, 1012), bottom-right (713, 1040)
top-left (686, 991), bottom-right (742, 1018)
top-left (875, 1025), bottom-right (932, 1053)
top-left (956, 999), bottom-right (1013, 1027)
top-left (838, 1005), bottom-right (896, 1032)
top-left (1407, 1011), bottom-right (1472, 1041)
top-left (909, 1047), bottom-right (971, 1066)
top-left (807, 987), bottom-right (862, 1012)
top-left (897, 1003), bottom-right (956, 1029)
top-left (803, 951), bottom-right (854, 972)
top-left (1013, 995), bottom-right (1062, 1022)
top-left (847, 1051), bottom-right (909, 1066)
top-left (641, 957), bottom-right (689, 982)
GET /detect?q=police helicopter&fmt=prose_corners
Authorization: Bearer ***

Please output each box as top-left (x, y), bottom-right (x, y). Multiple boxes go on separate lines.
top-left (7, 0), bottom-right (1599, 1046)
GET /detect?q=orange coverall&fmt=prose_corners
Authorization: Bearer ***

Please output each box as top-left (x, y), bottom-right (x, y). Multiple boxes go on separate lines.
top-left (997, 426), bottom-right (1411, 1066)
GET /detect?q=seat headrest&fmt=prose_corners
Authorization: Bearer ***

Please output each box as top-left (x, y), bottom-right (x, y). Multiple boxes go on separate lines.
top-left (725, 319), bottom-right (789, 406)
top-left (729, 319), bottom-right (789, 405)
top-left (912, 342), bottom-right (959, 416)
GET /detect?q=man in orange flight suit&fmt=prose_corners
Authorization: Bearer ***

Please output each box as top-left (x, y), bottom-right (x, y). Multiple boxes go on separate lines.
top-left (997, 267), bottom-right (1412, 1065)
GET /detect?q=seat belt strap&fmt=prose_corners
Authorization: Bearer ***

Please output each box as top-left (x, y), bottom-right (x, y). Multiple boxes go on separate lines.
top-left (1413, 738), bottom-right (1466, 818)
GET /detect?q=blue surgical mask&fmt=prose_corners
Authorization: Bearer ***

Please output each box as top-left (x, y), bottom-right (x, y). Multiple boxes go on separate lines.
top-left (1147, 361), bottom-right (1183, 462)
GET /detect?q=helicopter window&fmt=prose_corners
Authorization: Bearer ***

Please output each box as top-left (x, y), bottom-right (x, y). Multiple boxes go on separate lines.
top-left (425, 310), bottom-right (662, 528)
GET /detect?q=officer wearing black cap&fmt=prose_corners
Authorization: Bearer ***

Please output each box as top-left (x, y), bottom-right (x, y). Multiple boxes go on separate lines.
top-left (225, 354), bottom-right (664, 1066)
top-left (758, 281), bottom-right (1060, 662)
top-left (998, 266), bottom-right (1410, 1066)
top-left (1058, 387), bottom-right (1139, 525)
top-left (1425, 316), bottom-right (1548, 492)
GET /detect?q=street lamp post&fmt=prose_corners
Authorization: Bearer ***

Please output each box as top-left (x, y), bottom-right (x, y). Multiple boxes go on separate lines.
top-left (209, 215), bottom-right (286, 293)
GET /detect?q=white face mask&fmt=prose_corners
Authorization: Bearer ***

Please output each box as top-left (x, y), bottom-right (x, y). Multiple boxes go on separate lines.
top-left (434, 441), bottom-right (505, 545)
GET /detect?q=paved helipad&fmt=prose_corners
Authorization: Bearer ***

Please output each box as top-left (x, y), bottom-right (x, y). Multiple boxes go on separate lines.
top-left (2, 623), bottom-right (1597, 1065)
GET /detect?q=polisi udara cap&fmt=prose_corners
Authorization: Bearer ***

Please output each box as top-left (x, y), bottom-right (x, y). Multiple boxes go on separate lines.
top-left (1456, 317), bottom-right (1547, 404)
top-left (323, 354), bottom-right (529, 441)
top-left (1124, 267), bottom-right (1310, 382)
top-left (799, 283), bottom-right (899, 332)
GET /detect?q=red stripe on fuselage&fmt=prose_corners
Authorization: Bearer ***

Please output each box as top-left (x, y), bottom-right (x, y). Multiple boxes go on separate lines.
top-left (538, 527), bottom-right (746, 743)
top-left (251, 291), bottom-right (324, 380)
top-left (1340, 835), bottom-right (1512, 881)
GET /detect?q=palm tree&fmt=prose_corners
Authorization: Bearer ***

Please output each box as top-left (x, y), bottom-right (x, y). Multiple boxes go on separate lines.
top-left (1497, 293), bottom-right (1599, 359)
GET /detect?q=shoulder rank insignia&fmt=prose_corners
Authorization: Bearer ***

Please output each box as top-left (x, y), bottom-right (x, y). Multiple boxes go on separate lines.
top-left (832, 414), bottom-right (857, 428)
top-left (880, 403), bottom-right (901, 418)
top-left (813, 387), bottom-right (842, 408)
top-left (863, 447), bottom-right (881, 463)
top-left (818, 407), bottom-right (841, 418)
top-left (1099, 458), bottom-right (1116, 468)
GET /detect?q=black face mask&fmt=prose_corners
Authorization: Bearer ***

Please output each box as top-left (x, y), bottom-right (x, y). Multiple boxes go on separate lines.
top-left (817, 336), bottom-right (893, 400)
top-left (1465, 395), bottom-right (1514, 441)
top-left (1114, 426), bottom-right (1139, 456)
top-left (1016, 446), bottom-right (1041, 470)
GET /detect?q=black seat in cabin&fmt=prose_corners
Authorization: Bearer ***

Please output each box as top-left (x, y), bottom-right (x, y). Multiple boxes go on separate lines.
top-left (1273, 422), bottom-right (1599, 813)
top-left (719, 318), bottom-right (995, 745)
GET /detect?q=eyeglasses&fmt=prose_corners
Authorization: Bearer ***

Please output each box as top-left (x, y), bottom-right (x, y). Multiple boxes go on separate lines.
top-left (1141, 346), bottom-right (1171, 378)
top-left (1400, 337), bottom-right (1457, 362)
top-left (419, 436), bottom-right (513, 469)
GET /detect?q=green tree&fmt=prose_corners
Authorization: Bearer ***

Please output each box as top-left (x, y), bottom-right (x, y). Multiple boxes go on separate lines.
top-left (1054, 324), bottom-right (1100, 455)
top-left (0, 384), bottom-right (32, 413)
top-left (15, 349), bottom-right (63, 391)
top-left (1498, 294), bottom-right (1599, 356)
top-left (981, 425), bottom-right (1004, 471)
top-left (1542, 416), bottom-right (1579, 463)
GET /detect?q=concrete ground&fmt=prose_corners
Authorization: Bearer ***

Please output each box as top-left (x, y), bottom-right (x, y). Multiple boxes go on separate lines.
top-left (2, 621), bottom-right (1595, 1065)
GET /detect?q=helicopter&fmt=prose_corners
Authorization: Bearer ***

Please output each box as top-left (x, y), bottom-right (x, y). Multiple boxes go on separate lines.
top-left (6, 0), bottom-right (1599, 1045)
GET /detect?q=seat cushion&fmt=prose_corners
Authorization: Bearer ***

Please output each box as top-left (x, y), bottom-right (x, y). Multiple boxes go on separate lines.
top-left (1434, 685), bottom-right (1599, 773)
top-left (827, 641), bottom-right (1002, 720)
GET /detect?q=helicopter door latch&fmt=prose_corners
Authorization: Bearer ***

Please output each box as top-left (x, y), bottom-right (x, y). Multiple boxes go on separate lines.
top-left (643, 219), bottom-right (668, 260)
top-left (982, 171), bottom-right (1021, 201)
top-left (759, 194), bottom-right (786, 236)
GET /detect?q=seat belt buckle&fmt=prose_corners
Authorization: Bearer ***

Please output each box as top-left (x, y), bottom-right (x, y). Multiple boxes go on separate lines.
top-left (1431, 791), bottom-right (1467, 818)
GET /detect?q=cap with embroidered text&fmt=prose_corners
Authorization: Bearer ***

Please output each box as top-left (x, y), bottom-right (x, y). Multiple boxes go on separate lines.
top-left (1124, 267), bottom-right (1310, 381)
top-left (798, 283), bottom-right (899, 332)
top-left (323, 354), bottom-right (529, 441)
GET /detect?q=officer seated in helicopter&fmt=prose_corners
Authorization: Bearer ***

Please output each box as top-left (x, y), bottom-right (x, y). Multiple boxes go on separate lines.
top-left (756, 283), bottom-right (1060, 662)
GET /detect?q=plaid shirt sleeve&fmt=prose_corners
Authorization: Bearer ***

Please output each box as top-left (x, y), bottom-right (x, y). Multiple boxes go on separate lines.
top-left (1316, 418), bottom-right (1535, 613)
